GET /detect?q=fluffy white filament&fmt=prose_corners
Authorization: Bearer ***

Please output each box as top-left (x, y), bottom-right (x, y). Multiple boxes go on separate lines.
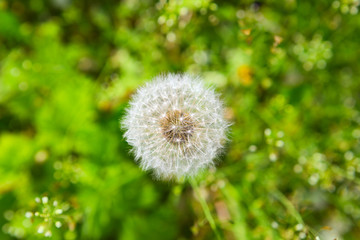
top-left (121, 73), bottom-right (229, 180)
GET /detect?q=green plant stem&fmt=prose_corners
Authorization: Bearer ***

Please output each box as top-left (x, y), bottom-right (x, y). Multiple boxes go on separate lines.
top-left (272, 189), bottom-right (319, 238)
top-left (189, 178), bottom-right (222, 240)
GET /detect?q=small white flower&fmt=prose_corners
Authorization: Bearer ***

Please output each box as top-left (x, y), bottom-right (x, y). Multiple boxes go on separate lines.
top-left (55, 209), bottom-right (63, 215)
top-left (44, 230), bottom-right (52, 237)
top-left (41, 196), bottom-right (48, 204)
top-left (37, 225), bottom-right (45, 234)
top-left (25, 212), bottom-right (33, 218)
top-left (55, 221), bottom-right (62, 228)
top-left (121, 73), bottom-right (230, 180)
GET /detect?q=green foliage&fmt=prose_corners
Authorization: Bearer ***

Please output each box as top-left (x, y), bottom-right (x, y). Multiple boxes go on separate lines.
top-left (0, 0), bottom-right (360, 239)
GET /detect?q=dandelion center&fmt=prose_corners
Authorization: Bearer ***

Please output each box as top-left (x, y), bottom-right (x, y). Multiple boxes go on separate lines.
top-left (160, 110), bottom-right (195, 144)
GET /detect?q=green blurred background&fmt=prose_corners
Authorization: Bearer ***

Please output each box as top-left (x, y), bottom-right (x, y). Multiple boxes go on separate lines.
top-left (1, 0), bottom-right (360, 239)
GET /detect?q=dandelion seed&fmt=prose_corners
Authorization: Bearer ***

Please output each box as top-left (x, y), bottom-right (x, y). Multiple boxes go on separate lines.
top-left (121, 73), bottom-right (230, 180)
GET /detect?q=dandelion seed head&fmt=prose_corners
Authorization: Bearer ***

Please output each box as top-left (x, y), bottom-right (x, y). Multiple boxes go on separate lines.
top-left (121, 73), bottom-right (230, 180)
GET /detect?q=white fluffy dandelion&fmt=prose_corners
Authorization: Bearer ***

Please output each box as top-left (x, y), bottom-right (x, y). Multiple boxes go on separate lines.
top-left (121, 73), bottom-right (229, 180)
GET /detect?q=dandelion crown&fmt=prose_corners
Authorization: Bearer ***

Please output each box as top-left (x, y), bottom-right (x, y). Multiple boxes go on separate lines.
top-left (121, 73), bottom-right (229, 180)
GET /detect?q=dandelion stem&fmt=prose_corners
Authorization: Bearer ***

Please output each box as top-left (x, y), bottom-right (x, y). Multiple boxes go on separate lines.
top-left (189, 178), bottom-right (222, 240)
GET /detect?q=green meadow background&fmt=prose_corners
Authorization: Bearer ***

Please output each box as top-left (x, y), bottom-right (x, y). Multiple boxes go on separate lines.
top-left (1, 0), bottom-right (360, 239)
